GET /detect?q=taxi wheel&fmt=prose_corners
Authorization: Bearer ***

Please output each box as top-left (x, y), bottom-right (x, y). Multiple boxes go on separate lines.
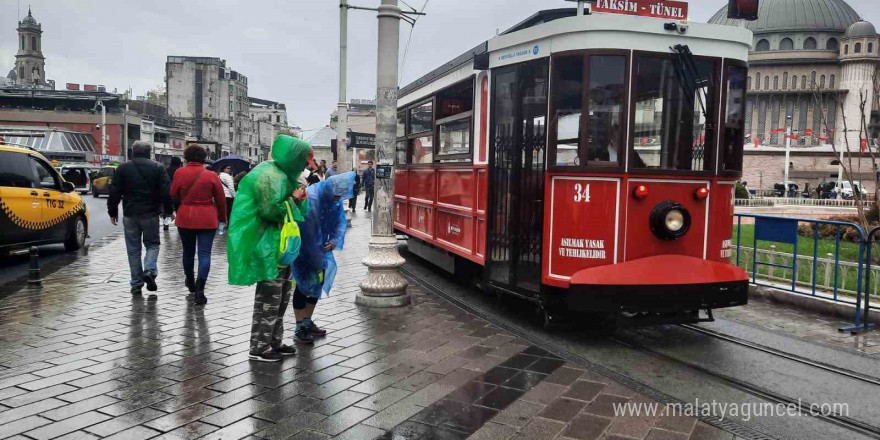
top-left (64, 216), bottom-right (87, 251)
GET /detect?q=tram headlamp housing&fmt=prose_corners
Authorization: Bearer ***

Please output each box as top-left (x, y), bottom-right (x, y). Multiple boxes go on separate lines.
top-left (650, 201), bottom-right (692, 240)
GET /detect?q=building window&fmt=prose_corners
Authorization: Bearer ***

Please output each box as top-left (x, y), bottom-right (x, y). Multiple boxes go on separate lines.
top-left (870, 43), bottom-right (874, 53)
top-left (755, 72), bottom-right (761, 90)
top-left (780, 38), bottom-right (794, 50)
top-left (20, 35), bottom-right (24, 50)
top-left (811, 71), bottom-right (817, 87)
top-left (756, 39), bottom-right (770, 51)
top-left (855, 43), bottom-right (862, 53)
top-left (276, 115), bottom-right (280, 123)
top-left (827, 38), bottom-right (839, 50)
top-left (782, 73), bottom-right (788, 90)
top-left (803, 37), bottom-right (817, 50)
top-left (19, 67), bottom-right (24, 79)
top-left (845, 44), bottom-right (849, 54)
top-left (764, 76), bottom-right (770, 90)
top-left (30, 36), bottom-right (36, 51)
top-left (747, 76), bottom-right (752, 90)
top-left (801, 75), bottom-right (807, 89)
top-left (773, 76), bottom-right (779, 90)
top-left (792, 75), bottom-right (798, 90)
top-left (820, 75), bottom-right (826, 89)
top-left (830, 74), bottom-right (835, 88)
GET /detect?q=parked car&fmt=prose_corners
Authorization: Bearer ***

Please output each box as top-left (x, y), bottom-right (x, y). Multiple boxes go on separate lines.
top-left (58, 165), bottom-right (92, 194)
top-left (91, 166), bottom-right (116, 198)
top-left (0, 143), bottom-right (89, 255)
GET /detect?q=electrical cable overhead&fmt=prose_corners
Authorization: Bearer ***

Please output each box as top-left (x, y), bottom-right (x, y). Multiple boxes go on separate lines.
top-left (399, 0), bottom-right (431, 86)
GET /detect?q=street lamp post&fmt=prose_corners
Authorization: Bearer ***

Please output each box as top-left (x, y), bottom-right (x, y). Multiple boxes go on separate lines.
top-left (357, 0), bottom-right (410, 308)
top-left (784, 115), bottom-right (792, 196)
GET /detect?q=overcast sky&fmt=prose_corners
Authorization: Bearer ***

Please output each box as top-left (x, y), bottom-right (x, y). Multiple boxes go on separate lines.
top-left (2, 0), bottom-right (878, 137)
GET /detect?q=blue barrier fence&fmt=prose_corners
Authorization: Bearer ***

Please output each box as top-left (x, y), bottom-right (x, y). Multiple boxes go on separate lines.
top-left (733, 214), bottom-right (875, 333)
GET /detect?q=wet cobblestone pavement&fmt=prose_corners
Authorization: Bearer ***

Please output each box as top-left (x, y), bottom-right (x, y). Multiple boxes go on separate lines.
top-left (716, 299), bottom-right (880, 356)
top-left (0, 215), bottom-right (739, 440)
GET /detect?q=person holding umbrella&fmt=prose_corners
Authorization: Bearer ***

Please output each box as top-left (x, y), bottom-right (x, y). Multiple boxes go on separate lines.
top-left (219, 165), bottom-right (236, 222)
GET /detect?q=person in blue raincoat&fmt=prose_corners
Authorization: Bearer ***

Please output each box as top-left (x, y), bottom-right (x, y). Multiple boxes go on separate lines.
top-left (291, 171), bottom-right (355, 343)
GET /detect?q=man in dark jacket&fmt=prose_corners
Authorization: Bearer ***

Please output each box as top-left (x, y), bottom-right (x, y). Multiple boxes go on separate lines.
top-left (362, 160), bottom-right (375, 212)
top-left (108, 141), bottom-right (173, 296)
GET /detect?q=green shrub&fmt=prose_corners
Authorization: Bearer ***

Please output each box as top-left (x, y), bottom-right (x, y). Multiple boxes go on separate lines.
top-left (735, 181), bottom-right (749, 199)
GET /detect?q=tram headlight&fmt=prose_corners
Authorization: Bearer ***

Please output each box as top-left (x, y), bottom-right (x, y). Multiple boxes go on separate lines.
top-left (665, 210), bottom-right (685, 232)
top-left (650, 201), bottom-right (691, 240)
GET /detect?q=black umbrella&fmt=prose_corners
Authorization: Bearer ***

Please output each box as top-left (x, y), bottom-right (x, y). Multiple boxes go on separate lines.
top-left (212, 155), bottom-right (249, 175)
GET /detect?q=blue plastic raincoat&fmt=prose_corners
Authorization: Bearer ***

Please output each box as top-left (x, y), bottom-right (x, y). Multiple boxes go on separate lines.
top-left (292, 172), bottom-right (356, 298)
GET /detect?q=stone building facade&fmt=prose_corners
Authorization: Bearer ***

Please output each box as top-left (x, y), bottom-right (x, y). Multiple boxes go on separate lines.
top-left (709, 0), bottom-right (880, 192)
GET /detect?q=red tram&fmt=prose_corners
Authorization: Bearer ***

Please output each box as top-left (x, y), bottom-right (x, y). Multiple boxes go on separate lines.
top-left (392, 6), bottom-right (753, 324)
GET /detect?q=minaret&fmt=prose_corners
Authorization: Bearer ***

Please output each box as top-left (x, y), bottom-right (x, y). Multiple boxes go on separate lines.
top-left (837, 20), bottom-right (879, 148)
top-left (14, 7), bottom-right (45, 86)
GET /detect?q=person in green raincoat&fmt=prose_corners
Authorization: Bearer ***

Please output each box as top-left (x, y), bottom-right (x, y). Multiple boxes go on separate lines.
top-left (227, 134), bottom-right (316, 362)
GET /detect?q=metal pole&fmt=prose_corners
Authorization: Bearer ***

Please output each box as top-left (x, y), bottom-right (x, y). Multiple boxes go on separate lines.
top-left (358, 0), bottom-right (410, 307)
top-left (100, 101), bottom-right (107, 156)
top-left (784, 124), bottom-right (791, 196)
top-left (837, 148), bottom-right (844, 200)
top-left (337, 0), bottom-right (351, 172)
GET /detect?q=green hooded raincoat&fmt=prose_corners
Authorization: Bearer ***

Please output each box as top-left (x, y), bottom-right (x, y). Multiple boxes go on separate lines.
top-left (227, 135), bottom-right (311, 286)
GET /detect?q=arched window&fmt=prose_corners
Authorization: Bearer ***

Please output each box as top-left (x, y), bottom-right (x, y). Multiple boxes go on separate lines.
top-left (20, 35), bottom-right (24, 50)
top-left (774, 76), bottom-right (779, 90)
top-left (30, 36), bottom-right (36, 51)
top-left (855, 43), bottom-right (862, 53)
top-left (747, 76), bottom-right (753, 90)
top-left (830, 75), bottom-right (835, 88)
top-left (826, 38), bottom-right (839, 50)
top-left (783, 73), bottom-right (789, 90)
top-left (780, 38), bottom-right (794, 50)
top-left (792, 75), bottom-right (798, 90)
top-left (820, 75), bottom-right (826, 89)
top-left (870, 43), bottom-right (874, 53)
top-left (755, 72), bottom-right (761, 90)
top-left (802, 75), bottom-right (807, 88)
top-left (756, 39), bottom-right (770, 51)
top-left (764, 76), bottom-right (770, 90)
top-left (845, 44), bottom-right (849, 54)
top-left (19, 67), bottom-right (24, 78)
top-left (804, 37), bottom-right (817, 50)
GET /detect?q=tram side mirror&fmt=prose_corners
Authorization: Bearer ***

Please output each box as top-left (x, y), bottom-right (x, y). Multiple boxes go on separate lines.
top-left (728, 0), bottom-right (759, 21)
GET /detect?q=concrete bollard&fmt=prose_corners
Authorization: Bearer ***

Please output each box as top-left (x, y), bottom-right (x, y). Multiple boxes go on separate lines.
top-left (28, 246), bottom-right (42, 288)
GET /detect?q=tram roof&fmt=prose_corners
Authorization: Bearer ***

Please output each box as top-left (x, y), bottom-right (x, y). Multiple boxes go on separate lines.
top-left (399, 8), bottom-right (753, 103)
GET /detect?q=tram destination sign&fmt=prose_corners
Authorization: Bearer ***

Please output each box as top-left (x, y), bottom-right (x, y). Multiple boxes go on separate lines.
top-left (593, 0), bottom-right (688, 20)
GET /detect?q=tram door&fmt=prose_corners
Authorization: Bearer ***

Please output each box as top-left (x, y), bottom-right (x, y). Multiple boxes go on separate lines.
top-left (487, 59), bottom-right (549, 295)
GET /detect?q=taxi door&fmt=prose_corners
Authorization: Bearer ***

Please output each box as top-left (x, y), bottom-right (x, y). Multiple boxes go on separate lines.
top-left (0, 151), bottom-right (42, 247)
top-left (29, 156), bottom-right (69, 241)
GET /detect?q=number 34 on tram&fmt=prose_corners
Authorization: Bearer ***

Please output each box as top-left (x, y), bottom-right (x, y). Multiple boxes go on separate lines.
top-left (392, 3), bottom-right (754, 326)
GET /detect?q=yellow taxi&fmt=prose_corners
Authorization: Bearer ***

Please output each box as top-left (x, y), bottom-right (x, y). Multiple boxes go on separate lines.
top-left (90, 165), bottom-right (116, 197)
top-left (0, 143), bottom-right (89, 254)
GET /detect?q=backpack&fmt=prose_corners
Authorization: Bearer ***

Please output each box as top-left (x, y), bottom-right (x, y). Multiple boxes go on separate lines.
top-left (277, 201), bottom-right (302, 267)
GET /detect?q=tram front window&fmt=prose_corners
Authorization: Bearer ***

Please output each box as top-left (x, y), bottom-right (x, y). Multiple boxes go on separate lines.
top-left (632, 56), bottom-right (716, 171)
top-left (552, 56), bottom-right (583, 166)
top-left (587, 56), bottom-right (626, 164)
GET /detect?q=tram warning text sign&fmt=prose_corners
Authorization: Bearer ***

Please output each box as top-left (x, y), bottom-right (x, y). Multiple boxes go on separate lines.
top-left (594, 0), bottom-right (688, 20)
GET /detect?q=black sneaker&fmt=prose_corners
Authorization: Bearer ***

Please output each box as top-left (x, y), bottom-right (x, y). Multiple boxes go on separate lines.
top-left (131, 286), bottom-right (142, 296)
top-left (249, 350), bottom-right (283, 362)
top-left (305, 321), bottom-right (327, 337)
top-left (276, 345), bottom-right (297, 356)
top-left (143, 272), bottom-right (158, 292)
top-left (194, 291), bottom-right (207, 305)
top-left (294, 328), bottom-right (314, 344)
top-left (185, 276), bottom-right (195, 293)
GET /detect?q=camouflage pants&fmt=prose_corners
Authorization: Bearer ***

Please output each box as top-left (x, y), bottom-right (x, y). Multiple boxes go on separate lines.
top-left (249, 266), bottom-right (292, 355)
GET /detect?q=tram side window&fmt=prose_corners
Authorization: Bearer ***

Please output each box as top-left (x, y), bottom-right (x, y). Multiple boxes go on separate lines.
top-left (409, 102), bottom-right (433, 134)
top-left (397, 111), bottom-right (406, 138)
top-left (410, 135), bottom-right (433, 164)
top-left (552, 56), bottom-right (584, 166)
top-left (435, 81), bottom-right (474, 163)
top-left (721, 66), bottom-right (747, 172)
top-left (632, 56), bottom-right (715, 171)
top-left (396, 140), bottom-right (407, 165)
top-left (587, 56), bottom-right (626, 164)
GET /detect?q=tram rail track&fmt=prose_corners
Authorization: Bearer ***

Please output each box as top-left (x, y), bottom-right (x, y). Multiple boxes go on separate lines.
top-left (400, 261), bottom-right (880, 440)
